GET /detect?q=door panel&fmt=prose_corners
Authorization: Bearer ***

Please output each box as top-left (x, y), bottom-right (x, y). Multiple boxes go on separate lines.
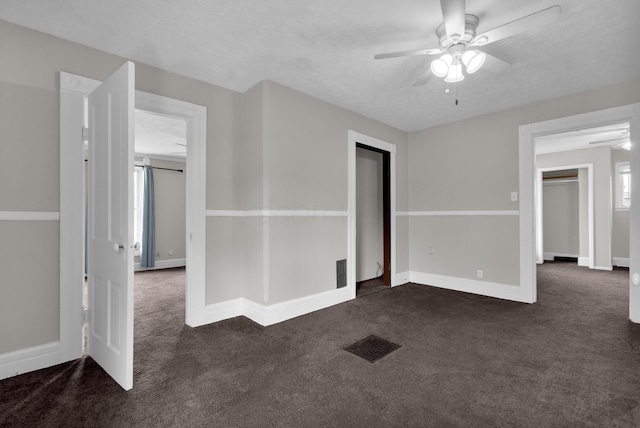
top-left (87, 61), bottom-right (135, 390)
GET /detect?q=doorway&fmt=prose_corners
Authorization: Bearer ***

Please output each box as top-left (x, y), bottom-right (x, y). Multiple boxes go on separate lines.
top-left (81, 109), bottom-right (188, 353)
top-left (347, 131), bottom-right (397, 300)
top-left (59, 70), bottom-right (208, 372)
top-left (535, 164), bottom-right (594, 269)
top-left (518, 103), bottom-right (639, 321)
top-left (355, 143), bottom-right (391, 296)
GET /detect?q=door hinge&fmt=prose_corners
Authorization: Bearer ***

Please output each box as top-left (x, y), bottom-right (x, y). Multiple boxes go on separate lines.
top-left (82, 307), bottom-right (88, 325)
top-left (82, 126), bottom-right (89, 142)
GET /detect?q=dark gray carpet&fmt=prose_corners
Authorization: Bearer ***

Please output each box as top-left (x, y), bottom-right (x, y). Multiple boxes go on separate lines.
top-left (1, 262), bottom-right (640, 427)
top-left (356, 276), bottom-right (388, 297)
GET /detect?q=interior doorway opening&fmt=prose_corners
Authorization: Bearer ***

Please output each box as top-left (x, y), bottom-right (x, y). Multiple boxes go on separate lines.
top-left (519, 106), bottom-right (638, 320)
top-left (60, 70), bottom-right (208, 388)
top-left (355, 143), bottom-right (391, 297)
top-left (82, 108), bottom-right (189, 353)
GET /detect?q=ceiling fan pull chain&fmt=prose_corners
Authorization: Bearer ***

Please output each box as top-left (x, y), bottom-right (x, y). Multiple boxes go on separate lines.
top-left (455, 80), bottom-right (459, 106)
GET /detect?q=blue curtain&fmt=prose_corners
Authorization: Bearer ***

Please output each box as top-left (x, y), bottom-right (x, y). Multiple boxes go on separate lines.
top-left (140, 165), bottom-right (155, 268)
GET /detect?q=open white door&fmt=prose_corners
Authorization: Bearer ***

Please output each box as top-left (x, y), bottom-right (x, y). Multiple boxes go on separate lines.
top-left (87, 62), bottom-right (135, 390)
top-left (630, 114), bottom-right (640, 322)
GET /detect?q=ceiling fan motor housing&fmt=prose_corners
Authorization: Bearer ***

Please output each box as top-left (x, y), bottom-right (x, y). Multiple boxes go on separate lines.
top-left (437, 14), bottom-right (479, 50)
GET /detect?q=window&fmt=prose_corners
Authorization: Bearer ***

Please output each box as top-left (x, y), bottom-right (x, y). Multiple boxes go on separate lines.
top-left (133, 166), bottom-right (144, 254)
top-left (615, 161), bottom-right (631, 210)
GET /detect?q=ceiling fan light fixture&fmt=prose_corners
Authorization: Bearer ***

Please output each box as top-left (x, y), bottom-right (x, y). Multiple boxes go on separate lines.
top-left (462, 50), bottom-right (486, 74)
top-left (431, 54), bottom-right (452, 77)
top-left (444, 63), bottom-right (465, 83)
top-left (473, 35), bottom-right (489, 46)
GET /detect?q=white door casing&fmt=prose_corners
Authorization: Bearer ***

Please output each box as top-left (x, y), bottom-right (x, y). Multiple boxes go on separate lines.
top-left (87, 62), bottom-right (135, 390)
top-left (519, 103), bottom-right (640, 321)
top-left (58, 70), bottom-right (207, 378)
top-left (536, 164), bottom-right (594, 268)
top-left (347, 130), bottom-right (397, 299)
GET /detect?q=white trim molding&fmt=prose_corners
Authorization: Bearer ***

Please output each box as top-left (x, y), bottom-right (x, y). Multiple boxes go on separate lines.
top-left (59, 70), bottom-right (208, 376)
top-left (0, 342), bottom-right (61, 381)
top-left (199, 287), bottom-right (353, 327)
top-left (395, 271), bottom-right (410, 285)
top-left (397, 210), bottom-right (518, 216)
top-left (410, 271), bottom-right (526, 303)
top-left (206, 210), bottom-right (348, 217)
top-left (134, 258), bottom-right (186, 271)
top-left (578, 257), bottom-right (590, 267)
top-left (0, 211), bottom-right (60, 221)
top-left (543, 252), bottom-right (579, 261)
top-left (348, 130), bottom-right (397, 302)
top-left (613, 257), bottom-right (630, 268)
top-left (537, 164), bottom-right (594, 269)
top-left (519, 102), bottom-right (640, 320)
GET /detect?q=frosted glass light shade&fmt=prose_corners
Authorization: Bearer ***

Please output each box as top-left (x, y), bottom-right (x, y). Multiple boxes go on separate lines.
top-left (444, 63), bottom-right (464, 82)
top-left (431, 59), bottom-right (448, 77)
top-left (430, 54), bottom-right (453, 78)
top-left (462, 50), bottom-right (486, 74)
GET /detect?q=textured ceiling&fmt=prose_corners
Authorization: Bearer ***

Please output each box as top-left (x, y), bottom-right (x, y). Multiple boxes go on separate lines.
top-left (1, 0), bottom-right (639, 132)
top-left (135, 110), bottom-right (186, 161)
top-left (536, 122), bottom-right (631, 154)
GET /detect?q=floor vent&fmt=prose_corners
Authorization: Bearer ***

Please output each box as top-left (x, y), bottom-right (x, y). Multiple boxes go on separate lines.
top-left (343, 335), bottom-right (400, 363)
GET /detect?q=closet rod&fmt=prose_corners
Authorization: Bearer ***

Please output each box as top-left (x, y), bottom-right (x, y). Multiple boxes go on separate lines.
top-left (134, 164), bottom-right (183, 173)
top-left (84, 160), bottom-right (183, 173)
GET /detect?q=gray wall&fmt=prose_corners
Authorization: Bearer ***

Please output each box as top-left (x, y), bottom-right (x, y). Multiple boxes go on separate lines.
top-left (612, 149), bottom-right (630, 260)
top-left (133, 157), bottom-right (186, 264)
top-left (542, 180), bottom-right (579, 257)
top-left (214, 81), bottom-right (408, 306)
top-left (0, 20), bottom-right (238, 354)
top-left (408, 79), bottom-right (640, 286)
top-left (356, 148), bottom-right (384, 281)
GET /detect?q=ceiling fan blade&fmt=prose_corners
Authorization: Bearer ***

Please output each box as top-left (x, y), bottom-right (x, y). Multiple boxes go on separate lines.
top-left (473, 5), bottom-right (561, 46)
top-left (589, 138), bottom-right (629, 145)
top-left (374, 48), bottom-right (442, 60)
top-left (413, 70), bottom-right (434, 86)
top-left (440, 0), bottom-right (466, 42)
top-left (481, 53), bottom-right (510, 74)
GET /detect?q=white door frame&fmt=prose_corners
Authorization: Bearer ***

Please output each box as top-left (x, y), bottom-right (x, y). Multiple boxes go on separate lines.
top-left (60, 70), bottom-right (207, 363)
top-left (348, 131), bottom-right (396, 299)
top-left (536, 164), bottom-right (594, 268)
top-left (519, 103), bottom-right (640, 320)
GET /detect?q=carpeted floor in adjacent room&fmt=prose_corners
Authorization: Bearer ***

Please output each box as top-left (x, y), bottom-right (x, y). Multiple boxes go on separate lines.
top-left (1, 262), bottom-right (640, 427)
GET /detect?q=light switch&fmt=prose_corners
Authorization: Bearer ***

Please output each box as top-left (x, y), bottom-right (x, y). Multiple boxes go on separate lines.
top-left (510, 192), bottom-right (518, 202)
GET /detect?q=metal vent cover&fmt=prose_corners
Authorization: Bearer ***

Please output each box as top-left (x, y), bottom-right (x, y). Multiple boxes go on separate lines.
top-left (343, 335), bottom-right (401, 363)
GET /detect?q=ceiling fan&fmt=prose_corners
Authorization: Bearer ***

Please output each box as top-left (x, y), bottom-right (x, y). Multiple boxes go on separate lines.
top-left (374, 0), bottom-right (562, 86)
top-left (170, 142), bottom-right (187, 155)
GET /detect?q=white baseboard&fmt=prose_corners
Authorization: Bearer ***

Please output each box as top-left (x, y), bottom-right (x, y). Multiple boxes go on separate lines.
top-left (202, 287), bottom-right (353, 327)
top-left (0, 342), bottom-right (61, 381)
top-left (201, 298), bottom-right (245, 325)
top-left (594, 265), bottom-right (614, 271)
top-left (578, 257), bottom-right (590, 267)
top-left (409, 271), bottom-right (527, 303)
top-left (544, 252), bottom-right (579, 261)
top-left (613, 257), bottom-right (630, 268)
top-left (134, 258), bottom-right (186, 271)
top-left (394, 271), bottom-right (410, 286)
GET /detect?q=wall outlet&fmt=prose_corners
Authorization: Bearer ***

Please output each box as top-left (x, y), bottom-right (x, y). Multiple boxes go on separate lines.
top-left (510, 192), bottom-right (518, 202)
top-left (168, 249), bottom-right (174, 256)
top-left (477, 269), bottom-right (483, 279)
